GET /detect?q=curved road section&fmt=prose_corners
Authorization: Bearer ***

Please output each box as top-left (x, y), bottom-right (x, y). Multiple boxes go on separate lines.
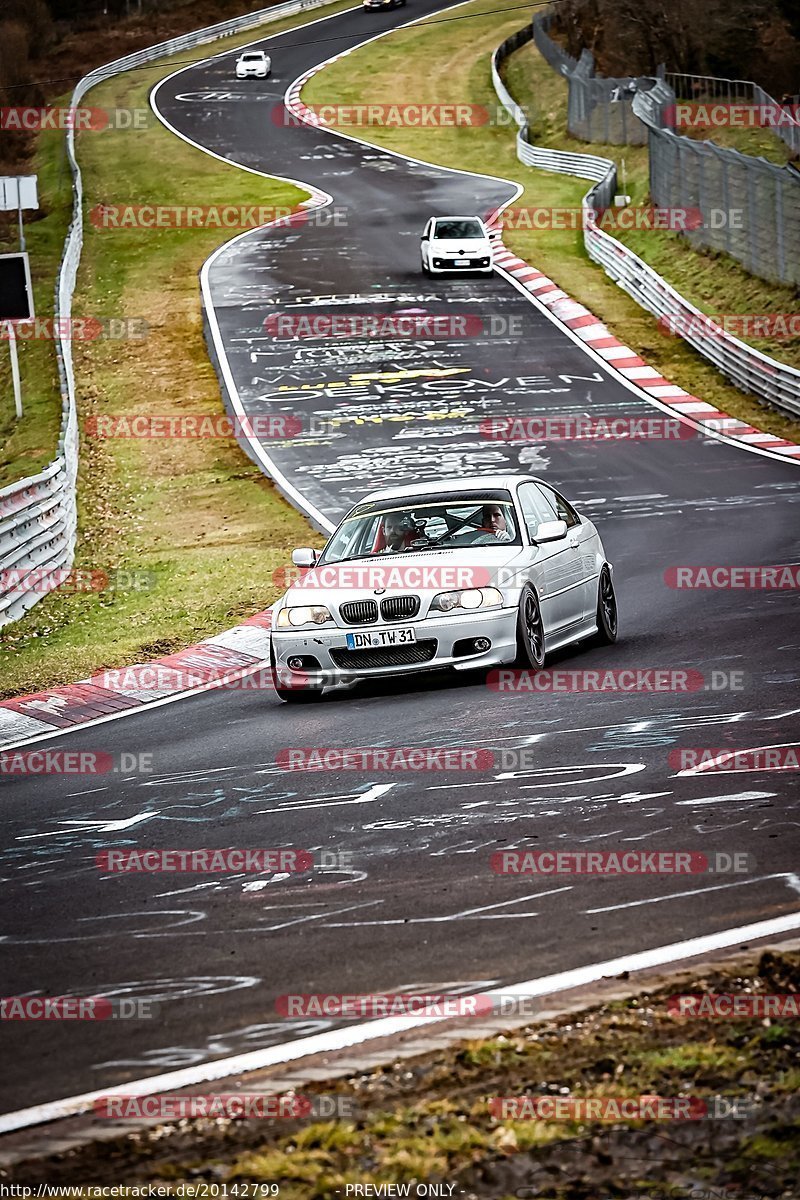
top-left (1, 0), bottom-right (799, 1127)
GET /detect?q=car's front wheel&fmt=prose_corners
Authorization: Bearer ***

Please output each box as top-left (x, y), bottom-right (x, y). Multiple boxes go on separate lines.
top-left (513, 585), bottom-right (546, 669)
top-left (270, 644), bottom-right (323, 703)
top-left (591, 565), bottom-right (618, 645)
top-left (421, 254), bottom-right (431, 277)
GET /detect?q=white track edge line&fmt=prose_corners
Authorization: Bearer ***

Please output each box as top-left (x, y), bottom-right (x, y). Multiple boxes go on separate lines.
top-left (2, 911), bottom-right (799, 1134)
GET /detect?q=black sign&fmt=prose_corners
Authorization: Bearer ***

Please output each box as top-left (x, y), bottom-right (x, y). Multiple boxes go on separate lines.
top-left (0, 253), bottom-right (34, 322)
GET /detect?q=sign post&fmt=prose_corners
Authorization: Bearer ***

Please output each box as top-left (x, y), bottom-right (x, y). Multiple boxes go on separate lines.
top-left (0, 252), bottom-right (36, 421)
top-left (0, 182), bottom-right (38, 420)
top-left (7, 323), bottom-right (22, 419)
top-left (0, 176), bottom-right (38, 251)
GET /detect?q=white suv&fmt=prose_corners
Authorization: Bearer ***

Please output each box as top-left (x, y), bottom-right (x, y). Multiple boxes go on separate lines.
top-left (235, 51), bottom-right (271, 79)
top-left (421, 215), bottom-right (493, 276)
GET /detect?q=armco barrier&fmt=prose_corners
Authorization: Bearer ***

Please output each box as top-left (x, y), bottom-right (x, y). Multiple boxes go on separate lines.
top-left (491, 31), bottom-right (800, 419)
top-left (0, 0), bottom-right (336, 629)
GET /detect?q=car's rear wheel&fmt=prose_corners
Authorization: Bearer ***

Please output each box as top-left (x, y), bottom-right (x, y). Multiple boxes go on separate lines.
top-left (513, 585), bottom-right (546, 669)
top-left (270, 644), bottom-right (323, 703)
top-left (591, 565), bottom-right (618, 645)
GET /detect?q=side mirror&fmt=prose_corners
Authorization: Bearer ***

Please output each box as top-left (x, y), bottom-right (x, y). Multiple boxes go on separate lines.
top-left (421, 235), bottom-right (429, 242)
top-left (291, 547), bottom-right (318, 567)
top-left (531, 520), bottom-right (568, 544)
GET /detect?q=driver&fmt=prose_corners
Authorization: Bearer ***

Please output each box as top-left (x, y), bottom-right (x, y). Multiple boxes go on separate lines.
top-left (481, 503), bottom-right (513, 543)
top-left (382, 511), bottom-right (412, 552)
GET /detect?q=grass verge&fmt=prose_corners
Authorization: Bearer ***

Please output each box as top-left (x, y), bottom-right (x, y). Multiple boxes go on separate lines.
top-left (0, 4), bottom-right (367, 698)
top-left (0, 135), bottom-right (72, 487)
top-left (11, 948), bottom-right (800, 1196)
top-left (302, 0), bottom-right (799, 440)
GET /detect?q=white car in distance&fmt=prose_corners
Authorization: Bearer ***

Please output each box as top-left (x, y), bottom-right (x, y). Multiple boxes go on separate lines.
top-left (421, 215), bottom-right (493, 276)
top-left (270, 475), bottom-right (618, 702)
top-left (235, 50), bottom-right (271, 79)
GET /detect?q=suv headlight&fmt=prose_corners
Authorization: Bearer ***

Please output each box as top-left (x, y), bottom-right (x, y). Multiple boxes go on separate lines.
top-left (430, 587), bottom-right (503, 613)
top-left (276, 605), bottom-right (333, 628)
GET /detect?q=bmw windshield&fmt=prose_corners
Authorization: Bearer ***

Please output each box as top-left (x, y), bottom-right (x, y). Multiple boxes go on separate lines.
top-left (319, 492), bottom-right (521, 565)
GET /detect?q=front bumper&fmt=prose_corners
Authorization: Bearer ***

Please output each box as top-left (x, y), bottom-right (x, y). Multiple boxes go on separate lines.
top-left (428, 255), bottom-right (493, 273)
top-left (271, 607), bottom-right (517, 688)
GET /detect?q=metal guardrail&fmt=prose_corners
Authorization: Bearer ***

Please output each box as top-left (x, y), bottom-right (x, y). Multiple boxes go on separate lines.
top-left (491, 28), bottom-right (800, 419)
top-left (0, 0), bottom-right (336, 629)
top-left (492, 29), bottom-right (616, 196)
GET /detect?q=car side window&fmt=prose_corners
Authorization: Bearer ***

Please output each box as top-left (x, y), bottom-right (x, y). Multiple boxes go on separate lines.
top-left (517, 483), bottom-right (556, 536)
top-left (539, 484), bottom-right (581, 528)
top-left (423, 221), bottom-right (432, 240)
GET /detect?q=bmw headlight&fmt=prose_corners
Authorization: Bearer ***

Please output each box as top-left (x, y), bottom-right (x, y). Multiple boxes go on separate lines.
top-left (277, 605), bottom-right (333, 628)
top-left (430, 587), bottom-right (503, 614)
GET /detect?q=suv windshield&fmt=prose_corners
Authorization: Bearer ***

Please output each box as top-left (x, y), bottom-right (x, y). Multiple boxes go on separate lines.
top-left (433, 219), bottom-right (484, 240)
top-left (319, 494), bottom-right (520, 564)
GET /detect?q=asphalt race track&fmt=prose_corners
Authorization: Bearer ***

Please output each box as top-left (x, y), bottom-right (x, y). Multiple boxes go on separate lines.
top-left (1, 0), bottom-right (799, 1122)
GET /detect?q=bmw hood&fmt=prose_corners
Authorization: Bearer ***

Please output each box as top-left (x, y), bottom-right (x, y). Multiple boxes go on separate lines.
top-left (280, 546), bottom-right (528, 609)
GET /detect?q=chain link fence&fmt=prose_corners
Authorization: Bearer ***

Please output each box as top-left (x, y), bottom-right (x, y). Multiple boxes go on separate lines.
top-left (492, 27), bottom-right (800, 418)
top-left (634, 81), bottom-right (800, 287)
top-left (533, 12), bottom-right (648, 144)
top-left (665, 73), bottom-right (800, 157)
top-left (533, 8), bottom-right (800, 287)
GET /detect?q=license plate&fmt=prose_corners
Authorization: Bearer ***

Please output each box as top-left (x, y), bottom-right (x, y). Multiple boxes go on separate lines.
top-left (346, 628), bottom-right (417, 649)
top-left (453, 258), bottom-right (470, 265)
